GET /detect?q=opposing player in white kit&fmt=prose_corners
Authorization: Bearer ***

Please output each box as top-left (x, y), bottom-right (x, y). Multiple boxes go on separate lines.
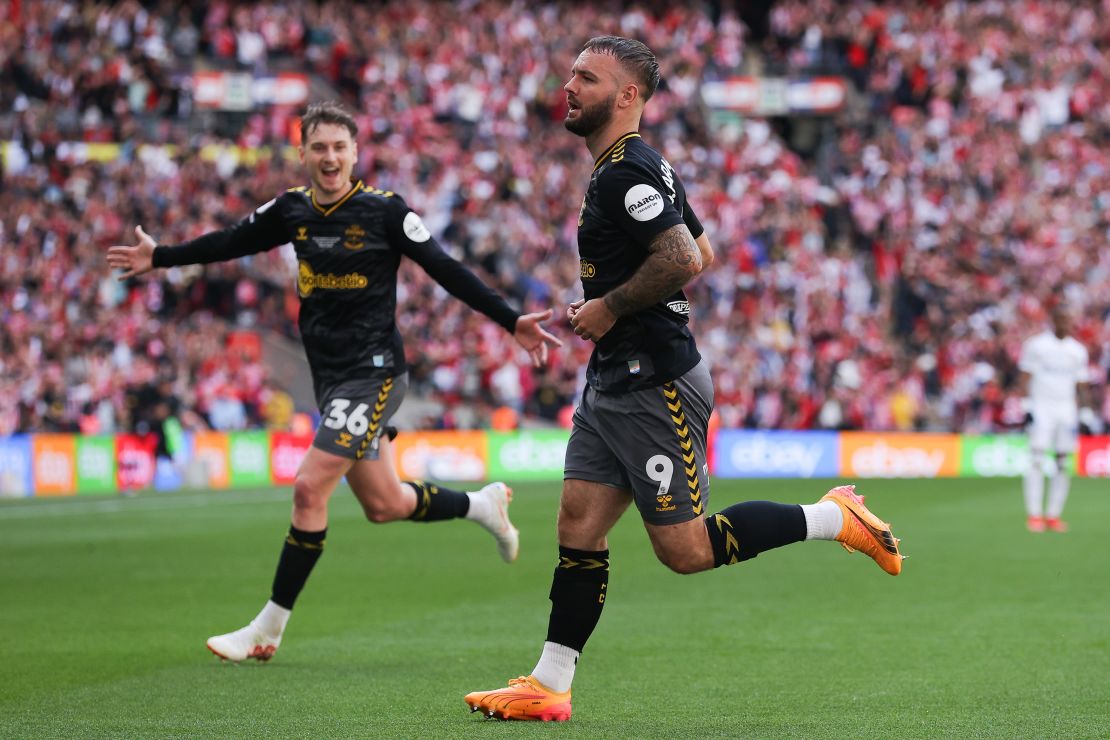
top-left (1018, 305), bottom-right (1100, 532)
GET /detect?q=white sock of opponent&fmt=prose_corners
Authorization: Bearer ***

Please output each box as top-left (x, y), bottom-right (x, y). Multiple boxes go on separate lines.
top-left (1047, 469), bottom-right (1071, 519)
top-left (800, 501), bottom-right (843, 540)
top-left (531, 641), bottom-right (578, 693)
top-left (1023, 458), bottom-right (1046, 517)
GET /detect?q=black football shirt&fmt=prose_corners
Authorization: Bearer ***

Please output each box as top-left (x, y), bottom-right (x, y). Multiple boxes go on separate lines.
top-left (577, 133), bottom-right (705, 392)
top-left (151, 181), bottom-right (520, 391)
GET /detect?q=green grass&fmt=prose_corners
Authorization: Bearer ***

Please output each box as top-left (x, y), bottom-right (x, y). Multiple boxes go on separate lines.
top-left (1, 478), bottom-right (1108, 738)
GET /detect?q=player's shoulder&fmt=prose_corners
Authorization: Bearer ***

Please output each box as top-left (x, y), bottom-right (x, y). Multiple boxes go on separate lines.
top-left (273, 186), bottom-right (309, 211)
top-left (595, 139), bottom-right (668, 199)
top-left (1064, 336), bottom-right (1088, 354)
top-left (1024, 330), bottom-right (1051, 347)
top-left (351, 182), bottom-right (410, 214)
top-left (355, 182), bottom-right (399, 201)
top-left (596, 135), bottom-right (661, 176)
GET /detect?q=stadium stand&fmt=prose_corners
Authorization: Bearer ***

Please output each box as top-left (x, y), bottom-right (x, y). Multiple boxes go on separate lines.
top-left (2, 0), bottom-right (1107, 436)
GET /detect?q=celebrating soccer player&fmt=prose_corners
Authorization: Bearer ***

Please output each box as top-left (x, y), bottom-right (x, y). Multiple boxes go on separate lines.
top-left (106, 101), bottom-right (561, 663)
top-left (464, 36), bottom-right (904, 722)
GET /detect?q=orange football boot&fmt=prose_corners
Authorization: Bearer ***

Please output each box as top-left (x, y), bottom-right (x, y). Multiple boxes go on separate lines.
top-left (820, 485), bottom-right (904, 575)
top-left (1026, 515), bottom-right (1046, 533)
top-left (465, 675), bottom-right (572, 721)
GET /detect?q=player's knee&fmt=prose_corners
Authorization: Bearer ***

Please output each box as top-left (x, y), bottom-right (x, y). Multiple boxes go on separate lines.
top-left (359, 485), bottom-right (410, 524)
top-left (364, 503), bottom-right (408, 525)
top-left (556, 501), bottom-right (591, 541)
top-left (363, 507), bottom-right (394, 524)
top-left (292, 478), bottom-right (328, 514)
top-left (655, 547), bottom-right (713, 575)
top-left (361, 497), bottom-right (405, 523)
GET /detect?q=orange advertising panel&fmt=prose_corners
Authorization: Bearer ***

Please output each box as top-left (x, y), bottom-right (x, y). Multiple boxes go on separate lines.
top-left (391, 431), bottom-right (488, 482)
top-left (840, 432), bottom-right (961, 478)
top-left (32, 434), bottom-right (77, 496)
top-left (193, 431), bottom-right (230, 489)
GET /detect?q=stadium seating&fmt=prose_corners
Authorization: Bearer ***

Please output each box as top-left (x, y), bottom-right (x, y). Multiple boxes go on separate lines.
top-left (2, 0), bottom-right (1106, 436)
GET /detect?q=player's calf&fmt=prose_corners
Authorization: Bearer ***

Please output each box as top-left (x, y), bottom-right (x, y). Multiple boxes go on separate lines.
top-left (703, 500), bottom-right (808, 567)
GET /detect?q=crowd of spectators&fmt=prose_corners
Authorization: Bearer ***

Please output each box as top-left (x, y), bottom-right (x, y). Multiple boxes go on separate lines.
top-left (2, 0), bottom-right (1108, 438)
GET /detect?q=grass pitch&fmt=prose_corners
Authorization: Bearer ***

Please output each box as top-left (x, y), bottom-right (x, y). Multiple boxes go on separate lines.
top-left (1, 477), bottom-right (1108, 738)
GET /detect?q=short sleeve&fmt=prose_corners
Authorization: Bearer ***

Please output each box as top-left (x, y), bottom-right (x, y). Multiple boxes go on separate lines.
top-left (1018, 339), bottom-right (1037, 373)
top-left (596, 162), bottom-right (685, 247)
top-left (1076, 344), bottom-right (1091, 382)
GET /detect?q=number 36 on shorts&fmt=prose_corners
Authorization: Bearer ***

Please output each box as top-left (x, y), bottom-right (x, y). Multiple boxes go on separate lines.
top-left (323, 398), bottom-right (372, 436)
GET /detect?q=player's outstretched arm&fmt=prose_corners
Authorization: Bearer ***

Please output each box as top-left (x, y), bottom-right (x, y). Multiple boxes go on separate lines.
top-left (513, 309), bottom-right (563, 368)
top-left (569, 224), bottom-right (701, 342)
top-left (106, 225), bottom-right (157, 280)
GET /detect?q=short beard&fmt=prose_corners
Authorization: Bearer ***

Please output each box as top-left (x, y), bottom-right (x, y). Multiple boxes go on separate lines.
top-left (564, 94), bottom-right (616, 137)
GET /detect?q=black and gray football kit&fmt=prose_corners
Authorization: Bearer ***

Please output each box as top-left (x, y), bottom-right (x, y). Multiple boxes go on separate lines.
top-left (152, 181), bottom-right (520, 460)
top-left (562, 133), bottom-right (714, 525)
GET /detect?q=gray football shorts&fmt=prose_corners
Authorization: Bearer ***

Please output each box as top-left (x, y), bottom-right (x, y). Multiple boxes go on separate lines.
top-left (564, 360), bottom-right (714, 525)
top-left (313, 372), bottom-right (407, 461)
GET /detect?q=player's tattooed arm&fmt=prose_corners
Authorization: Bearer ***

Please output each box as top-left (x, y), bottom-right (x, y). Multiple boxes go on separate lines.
top-left (603, 224), bottom-right (702, 318)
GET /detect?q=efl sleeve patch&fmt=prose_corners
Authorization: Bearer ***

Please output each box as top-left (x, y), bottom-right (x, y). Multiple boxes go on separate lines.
top-left (402, 211), bottom-right (432, 243)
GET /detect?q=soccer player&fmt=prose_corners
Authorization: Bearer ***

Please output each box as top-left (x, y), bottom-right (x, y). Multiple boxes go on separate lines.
top-left (1018, 303), bottom-right (1099, 532)
top-left (463, 36), bottom-right (904, 722)
top-left (106, 101), bottom-right (562, 663)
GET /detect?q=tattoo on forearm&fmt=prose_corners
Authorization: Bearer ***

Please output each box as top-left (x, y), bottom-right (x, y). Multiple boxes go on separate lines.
top-left (604, 225), bottom-right (701, 318)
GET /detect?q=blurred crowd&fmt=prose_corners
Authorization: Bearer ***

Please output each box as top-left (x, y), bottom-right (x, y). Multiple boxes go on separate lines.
top-left (2, 0), bottom-right (1108, 437)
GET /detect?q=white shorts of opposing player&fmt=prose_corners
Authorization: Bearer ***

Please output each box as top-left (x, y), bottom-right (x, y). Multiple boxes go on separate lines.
top-left (1028, 406), bottom-right (1079, 455)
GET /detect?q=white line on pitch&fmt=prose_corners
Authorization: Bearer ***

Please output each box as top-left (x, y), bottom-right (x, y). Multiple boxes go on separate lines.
top-left (0, 488), bottom-right (292, 519)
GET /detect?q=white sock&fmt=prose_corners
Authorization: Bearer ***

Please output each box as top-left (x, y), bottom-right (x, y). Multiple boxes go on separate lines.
top-left (464, 490), bottom-right (490, 522)
top-left (800, 501), bottom-right (843, 540)
top-left (253, 600), bottom-right (291, 637)
top-left (1023, 461), bottom-right (1045, 517)
top-left (531, 641), bottom-right (579, 693)
top-left (1047, 470), bottom-right (1071, 519)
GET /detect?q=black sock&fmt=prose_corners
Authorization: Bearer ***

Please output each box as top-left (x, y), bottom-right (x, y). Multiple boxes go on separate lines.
top-left (405, 480), bottom-right (470, 521)
top-left (705, 501), bottom-right (806, 567)
top-left (270, 525), bottom-right (326, 609)
top-left (546, 546), bottom-right (609, 653)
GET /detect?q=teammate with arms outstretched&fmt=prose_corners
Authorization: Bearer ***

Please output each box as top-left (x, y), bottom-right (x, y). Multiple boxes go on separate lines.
top-left (463, 36), bottom-right (904, 722)
top-left (107, 101), bottom-right (561, 663)
top-left (1018, 303), bottom-right (1100, 532)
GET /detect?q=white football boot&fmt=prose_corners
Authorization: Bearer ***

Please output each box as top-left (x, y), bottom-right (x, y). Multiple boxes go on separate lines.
top-left (467, 482), bottom-right (519, 563)
top-left (206, 620), bottom-right (282, 662)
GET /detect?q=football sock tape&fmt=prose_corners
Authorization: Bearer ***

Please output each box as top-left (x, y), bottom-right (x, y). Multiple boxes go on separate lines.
top-left (546, 546), bottom-right (609, 653)
top-left (706, 501), bottom-right (806, 567)
top-left (270, 525), bottom-right (326, 609)
top-left (406, 480), bottom-right (470, 521)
